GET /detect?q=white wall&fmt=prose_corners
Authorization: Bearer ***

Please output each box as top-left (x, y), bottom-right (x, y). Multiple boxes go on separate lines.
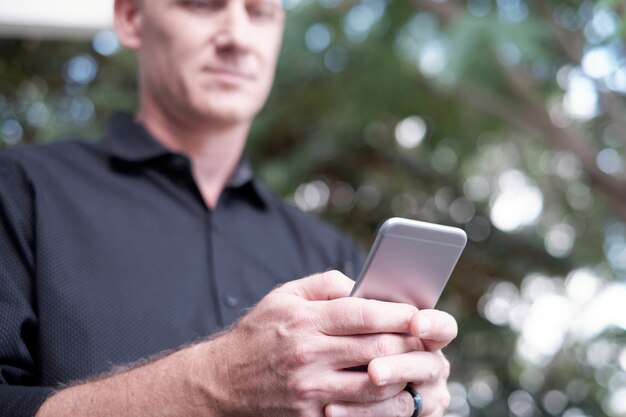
top-left (0, 0), bottom-right (114, 39)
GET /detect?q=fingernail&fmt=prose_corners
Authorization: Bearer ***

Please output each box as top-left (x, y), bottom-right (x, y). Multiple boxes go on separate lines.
top-left (419, 316), bottom-right (432, 337)
top-left (376, 362), bottom-right (391, 385)
top-left (329, 405), bottom-right (348, 417)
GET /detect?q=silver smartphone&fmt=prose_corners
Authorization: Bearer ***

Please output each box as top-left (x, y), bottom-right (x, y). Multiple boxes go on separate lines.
top-left (350, 217), bottom-right (467, 309)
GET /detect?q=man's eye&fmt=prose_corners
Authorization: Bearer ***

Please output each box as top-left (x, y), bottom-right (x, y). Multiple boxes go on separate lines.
top-left (184, 0), bottom-right (225, 10)
top-left (247, 1), bottom-right (282, 21)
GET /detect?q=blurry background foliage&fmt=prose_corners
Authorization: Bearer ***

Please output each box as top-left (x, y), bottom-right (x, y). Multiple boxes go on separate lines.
top-left (1, 0), bottom-right (626, 416)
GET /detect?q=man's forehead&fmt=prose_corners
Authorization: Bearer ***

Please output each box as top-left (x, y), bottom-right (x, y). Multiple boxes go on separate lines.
top-left (140, 0), bottom-right (284, 5)
top-left (135, 0), bottom-right (286, 15)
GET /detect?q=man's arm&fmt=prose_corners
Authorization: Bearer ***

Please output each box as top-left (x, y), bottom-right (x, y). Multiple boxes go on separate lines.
top-left (0, 157), bottom-right (58, 416)
top-left (36, 272), bottom-right (456, 417)
top-left (35, 342), bottom-right (208, 417)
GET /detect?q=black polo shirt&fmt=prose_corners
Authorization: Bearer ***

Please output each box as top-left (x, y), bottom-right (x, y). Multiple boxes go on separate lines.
top-left (0, 113), bottom-right (363, 417)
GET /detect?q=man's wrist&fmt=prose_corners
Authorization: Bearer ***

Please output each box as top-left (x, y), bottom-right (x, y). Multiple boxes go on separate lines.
top-left (184, 333), bottom-right (236, 417)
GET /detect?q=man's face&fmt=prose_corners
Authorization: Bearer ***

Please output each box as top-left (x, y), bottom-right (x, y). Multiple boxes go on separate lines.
top-left (134, 0), bottom-right (285, 126)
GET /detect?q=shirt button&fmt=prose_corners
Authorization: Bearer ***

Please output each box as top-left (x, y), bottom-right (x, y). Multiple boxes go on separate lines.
top-left (224, 293), bottom-right (239, 308)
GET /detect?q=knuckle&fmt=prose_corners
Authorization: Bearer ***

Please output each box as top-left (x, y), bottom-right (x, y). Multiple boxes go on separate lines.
top-left (286, 344), bottom-right (316, 367)
top-left (427, 390), bottom-right (451, 415)
top-left (368, 383), bottom-right (390, 401)
top-left (441, 357), bottom-right (451, 379)
top-left (317, 271), bottom-right (335, 288)
top-left (283, 305), bottom-right (316, 333)
top-left (407, 336), bottom-right (422, 351)
top-left (323, 301), bottom-right (344, 326)
top-left (320, 270), bottom-right (346, 288)
top-left (429, 362), bottom-right (440, 380)
top-left (324, 269), bottom-right (344, 280)
top-left (355, 301), bottom-right (370, 329)
top-left (398, 391), bottom-right (414, 417)
top-left (354, 299), bottom-right (382, 330)
top-left (441, 390), bottom-right (452, 409)
top-left (275, 321), bottom-right (291, 340)
top-left (373, 335), bottom-right (392, 357)
top-left (289, 377), bottom-right (319, 402)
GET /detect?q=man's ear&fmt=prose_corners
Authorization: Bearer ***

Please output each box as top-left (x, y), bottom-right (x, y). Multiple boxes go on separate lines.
top-left (114, 0), bottom-right (143, 50)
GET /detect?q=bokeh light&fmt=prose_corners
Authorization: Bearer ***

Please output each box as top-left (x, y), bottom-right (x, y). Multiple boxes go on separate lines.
top-left (467, 370), bottom-right (499, 408)
top-left (418, 37), bottom-right (448, 77)
top-left (294, 180), bottom-right (330, 212)
top-left (1, 119), bottom-right (23, 145)
top-left (508, 390), bottom-right (536, 417)
top-left (64, 54), bottom-right (98, 85)
top-left (497, 0), bottom-right (528, 23)
top-left (596, 148), bottom-right (623, 175)
top-left (92, 30), bottom-right (120, 56)
top-left (468, 0), bottom-right (493, 18)
top-left (343, 0), bottom-right (386, 43)
top-left (582, 46), bottom-right (616, 79)
top-left (544, 223), bottom-right (576, 258)
top-left (305, 23), bottom-right (333, 53)
top-left (394, 116), bottom-right (427, 149)
top-left (323, 46), bottom-right (349, 72)
top-left (489, 170), bottom-right (543, 232)
top-left (562, 69), bottom-right (599, 120)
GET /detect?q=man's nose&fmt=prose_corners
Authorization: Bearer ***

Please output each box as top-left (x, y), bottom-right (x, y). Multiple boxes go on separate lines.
top-left (213, 1), bottom-right (253, 50)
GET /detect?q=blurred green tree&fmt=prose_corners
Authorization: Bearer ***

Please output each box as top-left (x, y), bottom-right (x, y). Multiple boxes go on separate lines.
top-left (1, 1), bottom-right (625, 416)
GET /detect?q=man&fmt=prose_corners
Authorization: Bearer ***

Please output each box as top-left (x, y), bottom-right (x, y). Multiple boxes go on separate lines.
top-left (0, 0), bottom-right (458, 416)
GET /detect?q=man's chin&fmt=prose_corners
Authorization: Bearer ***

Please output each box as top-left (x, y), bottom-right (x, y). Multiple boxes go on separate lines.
top-left (184, 106), bottom-right (258, 127)
top-left (195, 101), bottom-right (262, 124)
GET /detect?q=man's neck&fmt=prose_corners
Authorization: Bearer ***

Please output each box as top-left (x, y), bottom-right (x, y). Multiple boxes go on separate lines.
top-left (136, 107), bottom-right (250, 209)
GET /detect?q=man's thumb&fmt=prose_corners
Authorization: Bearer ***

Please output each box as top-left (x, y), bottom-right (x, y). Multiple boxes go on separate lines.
top-left (277, 270), bottom-right (355, 301)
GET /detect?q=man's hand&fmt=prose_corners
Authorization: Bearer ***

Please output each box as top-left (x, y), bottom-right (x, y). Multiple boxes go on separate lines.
top-left (195, 270), bottom-right (423, 417)
top-left (197, 270), bottom-right (457, 417)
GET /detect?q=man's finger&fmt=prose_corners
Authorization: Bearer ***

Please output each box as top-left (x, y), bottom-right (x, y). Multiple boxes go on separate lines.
top-left (314, 296), bottom-right (417, 336)
top-left (368, 351), bottom-right (450, 386)
top-left (410, 309), bottom-right (458, 351)
top-left (298, 333), bottom-right (422, 369)
top-left (325, 389), bottom-right (415, 417)
top-left (322, 370), bottom-right (406, 404)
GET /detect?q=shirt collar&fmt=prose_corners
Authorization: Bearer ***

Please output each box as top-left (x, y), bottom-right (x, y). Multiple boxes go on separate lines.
top-left (99, 111), bottom-right (170, 163)
top-left (99, 111), bottom-right (268, 208)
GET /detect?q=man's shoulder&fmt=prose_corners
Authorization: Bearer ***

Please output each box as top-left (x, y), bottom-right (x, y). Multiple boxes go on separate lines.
top-left (1, 138), bottom-right (99, 166)
top-left (0, 138), bottom-right (107, 187)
